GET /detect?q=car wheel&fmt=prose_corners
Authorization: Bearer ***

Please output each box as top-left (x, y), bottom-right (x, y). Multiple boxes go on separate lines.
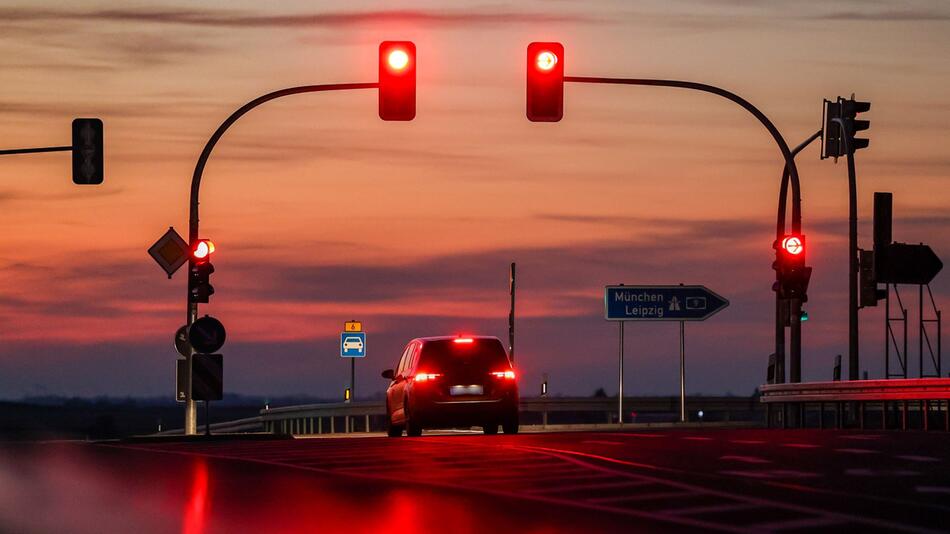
top-left (483, 424), bottom-right (499, 435)
top-left (387, 424), bottom-right (403, 437)
top-left (405, 398), bottom-right (423, 437)
top-left (502, 419), bottom-right (519, 434)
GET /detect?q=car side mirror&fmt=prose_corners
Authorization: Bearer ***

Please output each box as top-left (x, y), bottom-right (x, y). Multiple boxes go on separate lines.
top-left (381, 369), bottom-right (394, 380)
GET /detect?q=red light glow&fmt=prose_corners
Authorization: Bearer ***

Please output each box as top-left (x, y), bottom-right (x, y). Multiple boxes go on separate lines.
top-left (782, 236), bottom-right (803, 255)
top-left (387, 49), bottom-right (409, 71)
top-left (193, 240), bottom-right (215, 260)
top-left (491, 370), bottom-right (516, 380)
top-left (453, 338), bottom-right (474, 344)
top-left (414, 372), bottom-right (441, 382)
top-left (536, 51), bottom-right (558, 71)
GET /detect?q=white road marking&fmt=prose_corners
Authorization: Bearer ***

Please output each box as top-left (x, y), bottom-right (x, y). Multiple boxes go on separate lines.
top-left (916, 486), bottom-right (950, 494)
top-left (846, 468), bottom-right (920, 477)
top-left (895, 455), bottom-right (940, 463)
top-left (834, 448), bottom-right (880, 454)
top-left (719, 455), bottom-right (771, 464)
top-left (719, 470), bottom-right (821, 480)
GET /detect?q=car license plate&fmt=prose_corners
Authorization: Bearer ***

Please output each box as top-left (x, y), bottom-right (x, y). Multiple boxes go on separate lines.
top-left (449, 385), bottom-right (483, 396)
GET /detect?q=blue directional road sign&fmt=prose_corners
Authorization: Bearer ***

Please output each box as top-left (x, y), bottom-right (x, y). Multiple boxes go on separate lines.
top-left (340, 332), bottom-right (366, 358)
top-left (605, 285), bottom-right (729, 321)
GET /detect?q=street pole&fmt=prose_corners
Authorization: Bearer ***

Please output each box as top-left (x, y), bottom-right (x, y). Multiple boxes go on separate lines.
top-left (830, 117), bottom-right (860, 381)
top-left (351, 357), bottom-right (356, 401)
top-left (847, 150), bottom-right (860, 380)
top-left (619, 321), bottom-right (624, 425)
top-left (509, 262), bottom-right (516, 362)
top-left (679, 320), bottom-right (686, 423)
top-left (183, 82), bottom-right (377, 434)
top-left (565, 76), bottom-right (808, 387)
top-left (775, 130), bottom-right (822, 383)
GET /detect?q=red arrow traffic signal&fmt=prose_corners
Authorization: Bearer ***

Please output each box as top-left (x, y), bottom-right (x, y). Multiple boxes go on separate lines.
top-left (526, 42), bottom-right (564, 122)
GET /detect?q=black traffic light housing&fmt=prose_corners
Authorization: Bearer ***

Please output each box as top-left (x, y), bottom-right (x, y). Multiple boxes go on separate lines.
top-left (71, 118), bottom-right (103, 184)
top-left (378, 41), bottom-right (416, 121)
top-left (188, 239), bottom-right (215, 304)
top-left (821, 96), bottom-right (870, 159)
top-left (772, 234), bottom-right (812, 302)
top-left (859, 249), bottom-right (887, 308)
top-left (526, 42), bottom-right (564, 122)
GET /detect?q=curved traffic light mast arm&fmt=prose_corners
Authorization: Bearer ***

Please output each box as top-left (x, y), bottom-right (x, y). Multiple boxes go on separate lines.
top-left (187, 82), bottom-right (379, 245)
top-left (563, 76), bottom-right (804, 235)
top-left (776, 130), bottom-right (822, 237)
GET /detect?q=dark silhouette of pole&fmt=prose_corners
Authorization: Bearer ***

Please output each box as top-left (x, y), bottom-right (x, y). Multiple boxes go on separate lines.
top-left (0, 146), bottom-right (72, 155)
top-left (183, 82), bottom-right (378, 434)
top-left (775, 130), bottom-right (822, 383)
top-left (566, 75), bottom-right (809, 383)
top-left (509, 262), bottom-right (516, 362)
top-left (831, 117), bottom-right (860, 380)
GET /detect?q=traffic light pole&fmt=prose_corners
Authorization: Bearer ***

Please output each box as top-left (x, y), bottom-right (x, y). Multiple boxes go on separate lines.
top-left (565, 76), bottom-right (808, 385)
top-left (183, 82), bottom-right (378, 434)
top-left (564, 76), bottom-right (805, 235)
top-left (0, 146), bottom-right (72, 155)
top-left (775, 130), bottom-right (822, 383)
top-left (509, 262), bottom-right (516, 362)
top-left (832, 117), bottom-right (860, 380)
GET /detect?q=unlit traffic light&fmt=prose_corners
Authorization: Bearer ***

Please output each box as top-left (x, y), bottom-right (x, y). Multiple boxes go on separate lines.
top-left (378, 41), bottom-right (416, 121)
top-left (526, 42), bottom-right (564, 122)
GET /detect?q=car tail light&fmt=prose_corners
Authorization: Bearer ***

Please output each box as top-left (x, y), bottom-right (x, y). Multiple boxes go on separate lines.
top-left (453, 337), bottom-right (474, 344)
top-left (490, 370), bottom-right (516, 380)
top-left (414, 372), bottom-right (441, 382)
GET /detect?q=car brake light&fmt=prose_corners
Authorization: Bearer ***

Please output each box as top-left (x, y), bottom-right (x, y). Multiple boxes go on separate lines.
top-left (491, 370), bottom-right (516, 380)
top-left (414, 372), bottom-right (441, 382)
top-left (453, 338), bottom-right (474, 344)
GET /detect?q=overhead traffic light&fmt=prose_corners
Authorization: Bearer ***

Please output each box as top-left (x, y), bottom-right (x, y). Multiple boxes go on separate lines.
top-left (378, 41), bottom-right (416, 121)
top-left (526, 42), bottom-right (564, 122)
top-left (772, 234), bottom-right (812, 302)
top-left (821, 96), bottom-right (870, 159)
top-left (71, 118), bottom-right (103, 184)
top-left (189, 239), bottom-right (215, 304)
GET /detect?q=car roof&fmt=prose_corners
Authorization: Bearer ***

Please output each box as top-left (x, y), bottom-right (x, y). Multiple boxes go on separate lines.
top-left (412, 335), bottom-right (501, 344)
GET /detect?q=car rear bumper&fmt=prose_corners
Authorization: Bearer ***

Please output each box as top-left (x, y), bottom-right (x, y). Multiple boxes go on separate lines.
top-left (411, 394), bottom-right (518, 427)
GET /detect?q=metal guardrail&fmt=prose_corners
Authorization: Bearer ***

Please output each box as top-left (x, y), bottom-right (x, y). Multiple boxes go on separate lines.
top-left (759, 378), bottom-right (950, 431)
top-left (257, 396), bottom-right (762, 435)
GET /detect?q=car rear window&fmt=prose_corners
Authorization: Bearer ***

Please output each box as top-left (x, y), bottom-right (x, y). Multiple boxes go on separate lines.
top-left (417, 339), bottom-right (510, 373)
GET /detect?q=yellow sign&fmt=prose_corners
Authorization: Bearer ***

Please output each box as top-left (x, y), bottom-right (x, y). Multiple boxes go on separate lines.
top-left (344, 321), bottom-right (362, 332)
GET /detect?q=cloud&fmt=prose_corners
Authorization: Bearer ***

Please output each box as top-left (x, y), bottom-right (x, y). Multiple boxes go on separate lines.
top-left (0, 7), bottom-right (599, 28)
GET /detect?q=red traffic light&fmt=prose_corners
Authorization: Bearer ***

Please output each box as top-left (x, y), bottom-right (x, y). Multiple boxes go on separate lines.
top-left (526, 42), bottom-right (564, 122)
top-left (379, 41), bottom-right (416, 121)
top-left (782, 236), bottom-right (804, 256)
top-left (193, 239), bottom-right (215, 261)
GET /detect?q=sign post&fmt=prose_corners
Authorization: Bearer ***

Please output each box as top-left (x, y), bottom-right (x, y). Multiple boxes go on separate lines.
top-left (341, 321), bottom-right (366, 402)
top-left (605, 285), bottom-right (729, 424)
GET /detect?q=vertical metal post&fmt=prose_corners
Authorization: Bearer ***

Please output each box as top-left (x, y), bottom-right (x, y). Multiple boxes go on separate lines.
top-left (923, 400), bottom-right (929, 431)
top-left (885, 286), bottom-right (890, 378)
top-left (509, 262), bottom-right (516, 362)
top-left (679, 321), bottom-right (686, 423)
top-left (351, 357), bottom-right (356, 401)
top-left (847, 152), bottom-right (860, 380)
top-left (185, 301), bottom-right (198, 435)
top-left (204, 401), bottom-right (211, 436)
top-left (903, 307), bottom-right (909, 378)
top-left (618, 321), bottom-right (624, 425)
top-left (790, 299), bottom-right (802, 383)
top-left (919, 285), bottom-right (924, 378)
top-left (775, 299), bottom-right (785, 383)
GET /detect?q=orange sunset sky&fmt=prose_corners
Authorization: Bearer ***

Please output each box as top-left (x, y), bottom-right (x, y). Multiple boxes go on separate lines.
top-left (0, 1), bottom-right (947, 398)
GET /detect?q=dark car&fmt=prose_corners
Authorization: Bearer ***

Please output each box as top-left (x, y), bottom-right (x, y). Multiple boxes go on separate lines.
top-left (381, 335), bottom-right (519, 437)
